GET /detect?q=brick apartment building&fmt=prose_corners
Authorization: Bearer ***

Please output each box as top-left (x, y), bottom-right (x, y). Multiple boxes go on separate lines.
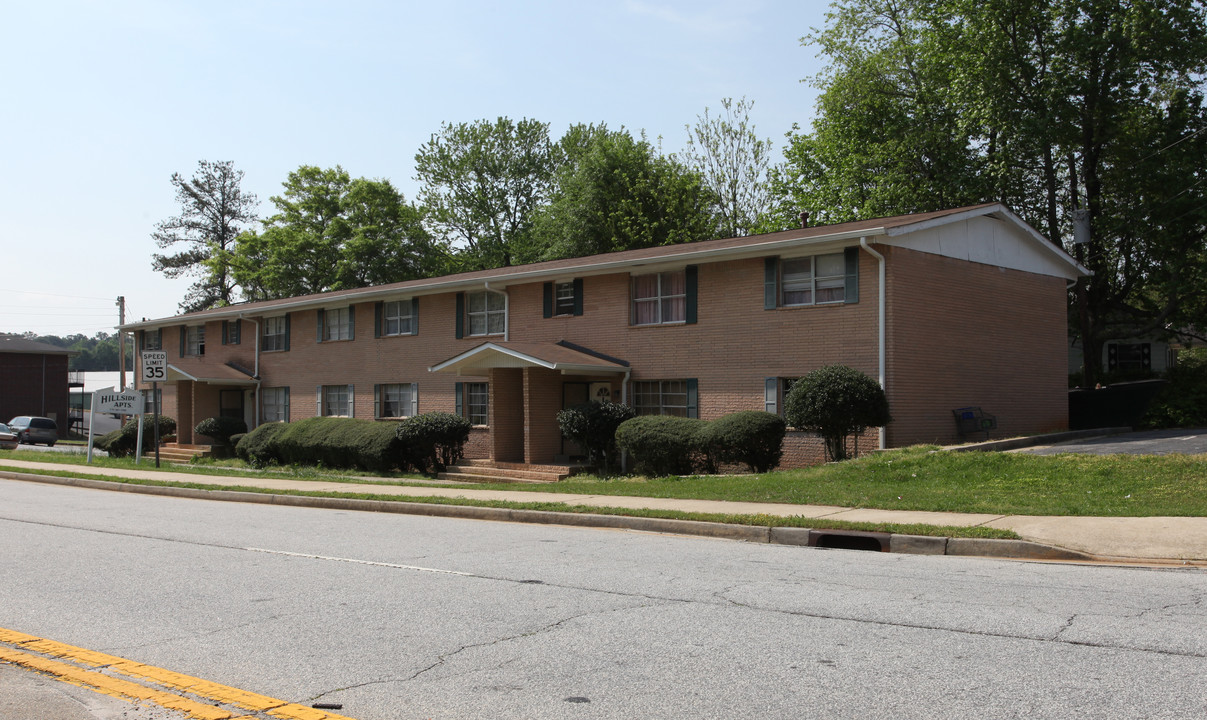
top-left (0, 336), bottom-right (76, 437)
top-left (122, 203), bottom-right (1087, 468)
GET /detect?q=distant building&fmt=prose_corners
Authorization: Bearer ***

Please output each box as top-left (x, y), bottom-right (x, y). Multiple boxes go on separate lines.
top-left (0, 336), bottom-right (78, 437)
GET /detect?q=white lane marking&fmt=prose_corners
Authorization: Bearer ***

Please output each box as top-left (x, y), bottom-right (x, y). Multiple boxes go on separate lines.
top-left (245, 547), bottom-right (472, 576)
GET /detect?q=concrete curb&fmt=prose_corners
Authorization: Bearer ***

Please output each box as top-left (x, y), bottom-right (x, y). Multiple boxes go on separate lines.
top-left (1, 469), bottom-right (1096, 562)
top-left (946, 427), bottom-right (1132, 453)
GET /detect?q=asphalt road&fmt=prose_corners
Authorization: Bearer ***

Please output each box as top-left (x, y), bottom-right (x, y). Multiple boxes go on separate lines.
top-left (2, 478), bottom-right (1205, 719)
top-left (1021, 427), bottom-right (1207, 455)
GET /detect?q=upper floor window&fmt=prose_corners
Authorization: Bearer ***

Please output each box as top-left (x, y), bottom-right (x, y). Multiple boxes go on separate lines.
top-left (221, 319), bottom-right (241, 346)
top-left (319, 307), bottom-right (354, 342)
top-left (543, 279), bottom-right (584, 318)
top-left (141, 329), bottom-right (163, 351)
top-left (263, 316), bottom-right (289, 352)
top-left (467, 291), bottom-right (506, 336)
top-left (766, 249), bottom-right (858, 309)
top-left (380, 300), bottom-right (415, 337)
top-left (185, 326), bottom-right (205, 356)
top-left (632, 271), bottom-right (686, 325)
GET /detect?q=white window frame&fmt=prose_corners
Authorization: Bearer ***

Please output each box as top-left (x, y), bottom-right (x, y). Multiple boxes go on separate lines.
top-left (318, 384), bottom-right (353, 417)
top-left (186, 326), bottom-right (205, 356)
top-left (376, 383), bottom-right (417, 419)
top-left (465, 382), bottom-right (488, 425)
top-left (382, 300), bottom-right (414, 337)
top-left (263, 316), bottom-right (287, 352)
top-left (633, 380), bottom-right (689, 417)
top-left (781, 252), bottom-right (846, 307)
top-left (466, 291), bottom-right (506, 337)
top-left (322, 307), bottom-right (353, 342)
top-left (631, 270), bottom-right (686, 326)
top-left (262, 387), bottom-right (290, 423)
top-left (143, 331), bottom-right (162, 351)
top-left (554, 282), bottom-right (576, 316)
top-left (142, 388), bottom-right (162, 415)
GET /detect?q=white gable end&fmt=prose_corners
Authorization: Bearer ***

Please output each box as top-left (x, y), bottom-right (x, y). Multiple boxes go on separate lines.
top-left (885, 212), bottom-right (1082, 280)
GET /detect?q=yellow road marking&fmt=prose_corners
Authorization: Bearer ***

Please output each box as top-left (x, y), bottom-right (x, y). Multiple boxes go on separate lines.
top-left (0, 628), bottom-right (355, 720)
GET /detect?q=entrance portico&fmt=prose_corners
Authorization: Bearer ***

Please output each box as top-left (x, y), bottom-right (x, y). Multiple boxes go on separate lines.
top-left (430, 341), bottom-right (630, 465)
top-left (163, 363), bottom-right (258, 444)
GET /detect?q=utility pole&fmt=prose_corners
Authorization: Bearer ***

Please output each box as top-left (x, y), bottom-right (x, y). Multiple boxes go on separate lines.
top-left (116, 296), bottom-right (126, 390)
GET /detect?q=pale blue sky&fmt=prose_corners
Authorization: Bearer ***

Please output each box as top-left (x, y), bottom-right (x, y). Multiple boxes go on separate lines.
top-left (2, 0), bottom-right (831, 336)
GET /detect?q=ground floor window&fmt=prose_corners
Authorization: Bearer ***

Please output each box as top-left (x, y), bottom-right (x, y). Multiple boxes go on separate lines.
top-left (633, 379), bottom-right (696, 418)
top-left (262, 387), bottom-right (290, 422)
top-left (764, 377), bottom-right (800, 418)
top-left (318, 384), bottom-right (353, 417)
top-left (458, 382), bottom-right (488, 425)
top-left (142, 388), bottom-right (162, 415)
top-left (375, 383), bottom-right (417, 418)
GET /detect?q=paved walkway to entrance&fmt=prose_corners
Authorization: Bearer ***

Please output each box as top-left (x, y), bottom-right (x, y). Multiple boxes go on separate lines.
top-left (3, 458), bottom-right (1206, 564)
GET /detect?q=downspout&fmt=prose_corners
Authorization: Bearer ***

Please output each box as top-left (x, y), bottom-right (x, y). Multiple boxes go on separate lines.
top-left (860, 237), bottom-right (887, 450)
top-left (484, 281), bottom-right (509, 341)
top-left (240, 314), bottom-right (261, 429)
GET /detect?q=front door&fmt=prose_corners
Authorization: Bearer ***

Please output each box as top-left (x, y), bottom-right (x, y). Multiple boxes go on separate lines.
top-left (561, 382), bottom-right (590, 459)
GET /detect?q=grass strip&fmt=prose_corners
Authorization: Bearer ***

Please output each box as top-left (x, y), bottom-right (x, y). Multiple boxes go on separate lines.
top-left (0, 465), bottom-right (1016, 540)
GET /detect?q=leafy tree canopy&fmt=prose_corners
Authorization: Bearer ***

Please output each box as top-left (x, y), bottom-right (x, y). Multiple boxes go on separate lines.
top-left (682, 97), bottom-right (775, 238)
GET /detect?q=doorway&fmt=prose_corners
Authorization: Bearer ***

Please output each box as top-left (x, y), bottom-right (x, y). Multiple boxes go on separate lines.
top-left (561, 382), bottom-right (590, 459)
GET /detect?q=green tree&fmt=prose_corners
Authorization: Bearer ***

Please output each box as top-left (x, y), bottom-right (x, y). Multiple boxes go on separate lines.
top-left (682, 97), bottom-right (774, 238)
top-left (151, 160), bottom-right (259, 312)
top-left (532, 124), bottom-right (718, 259)
top-left (226, 167), bottom-right (440, 300)
top-left (774, 0), bottom-right (1207, 385)
top-left (414, 117), bottom-right (558, 269)
top-left (784, 365), bottom-right (891, 462)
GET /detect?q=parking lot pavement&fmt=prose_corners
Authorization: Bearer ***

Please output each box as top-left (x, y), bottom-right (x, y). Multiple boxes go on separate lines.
top-left (1021, 428), bottom-right (1207, 456)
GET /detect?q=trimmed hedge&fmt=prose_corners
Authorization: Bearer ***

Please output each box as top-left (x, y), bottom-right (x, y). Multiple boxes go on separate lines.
top-left (235, 422), bottom-right (290, 467)
top-left (396, 412), bottom-right (471, 475)
top-left (195, 416), bottom-right (248, 447)
top-left (705, 411), bottom-right (786, 473)
top-left (267, 417), bottom-right (403, 472)
top-left (785, 365), bottom-right (890, 461)
top-left (615, 415), bottom-right (708, 476)
top-left (95, 415), bottom-right (178, 458)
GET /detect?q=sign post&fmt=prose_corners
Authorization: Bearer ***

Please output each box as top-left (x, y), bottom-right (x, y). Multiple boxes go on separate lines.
top-left (87, 386), bottom-right (144, 464)
top-left (141, 351), bottom-right (167, 468)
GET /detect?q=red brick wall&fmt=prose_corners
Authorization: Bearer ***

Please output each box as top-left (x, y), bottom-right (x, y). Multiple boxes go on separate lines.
top-left (883, 246), bottom-right (1069, 445)
top-left (489, 368), bottom-right (524, 462)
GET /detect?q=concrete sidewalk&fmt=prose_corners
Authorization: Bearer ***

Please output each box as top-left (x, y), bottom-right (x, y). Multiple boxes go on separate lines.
top-left (2, 458), bottom-right (1205, 564)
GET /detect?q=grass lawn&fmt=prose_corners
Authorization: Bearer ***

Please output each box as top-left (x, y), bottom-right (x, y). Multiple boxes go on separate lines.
top-left (4, 444), bottom-right (1206, 518)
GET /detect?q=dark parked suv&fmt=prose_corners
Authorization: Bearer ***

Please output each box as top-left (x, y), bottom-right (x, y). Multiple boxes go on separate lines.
top-left (8, 416), bottom-right (58, 446)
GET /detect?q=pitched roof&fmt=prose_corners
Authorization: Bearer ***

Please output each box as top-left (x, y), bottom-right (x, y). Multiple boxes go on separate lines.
top-left (0, 335), bottom-right (79, 356)
top-left (122, 203), bottom-right (1086, 330)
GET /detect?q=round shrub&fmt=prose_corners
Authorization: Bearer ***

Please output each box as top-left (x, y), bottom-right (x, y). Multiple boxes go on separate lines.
top-left (95, 415), bottom-right (177, 457)
top-left (396, 412), bottom-right (472, 475)
top-left (785, 365), bottom-right (890, 461)
top-left (194, 416), bottom-right (248, 447)
top-left (557, 401), bottom-right (635, 474)
top-left (706, 410), bottom-right (786, 473)
top-left (615, 415), bottom-right (708, 476)
top-left (235, 422), bottom-right (290, 467)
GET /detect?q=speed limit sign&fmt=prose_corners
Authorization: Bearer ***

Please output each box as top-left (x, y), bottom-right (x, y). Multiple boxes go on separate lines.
top-left (141, 351), bottom-right (168, 382)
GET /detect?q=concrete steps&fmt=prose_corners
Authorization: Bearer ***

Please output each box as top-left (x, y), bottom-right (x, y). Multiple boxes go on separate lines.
top-left (152, 443), bottom-right (213, 463)
top-left (438, 459), bottom-right (580, 484)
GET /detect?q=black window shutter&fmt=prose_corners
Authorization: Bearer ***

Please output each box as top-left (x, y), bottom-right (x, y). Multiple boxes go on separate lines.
top-left (685, 265), bottom-right (698, 324)
top-left (455, 382), bottom-right (464, 416)
top-left (455, 293), bottom-right (465, 339)
top-left (764, 257), bottom-right (778, 310)
top-left (411, 297), bottom-right (419, 335)
top-left (542, 283), bottom-right (553, 318)
top-left (179, 325), bottom-right (186, 357)
top-left (233, 319), bottom-right (241, 344)
top-left (156, 328), bottom-right (163, 349)
top-left (221, 320), bottom-right (229, 345)
top-left (373, 384), bottom-right (381, 418)
top-left (374, 302), bottom-right (382, 338)
top-left (283, 314), bottom-right (291, 351)
top-left (316, 309), bottom-right (325, 342)
top-left (573, 278), bottom-right (584, 316)
top-left (137, 330), bottom-right (145, 351)
top-left (686, 379), bottom-right (699, 419)
top-left (844, 246), bottom-right (859, 304)
top-left (348, 305), bottom-right (355, 339)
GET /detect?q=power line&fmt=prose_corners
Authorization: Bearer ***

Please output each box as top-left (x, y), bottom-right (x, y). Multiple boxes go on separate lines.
top-left (0, 288), bottom-right (117, 302)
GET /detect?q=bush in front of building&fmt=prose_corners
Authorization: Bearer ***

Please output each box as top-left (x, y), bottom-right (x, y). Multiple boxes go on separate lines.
top-left (194, 416), bottom-right (248, 449)
top-left (704, 411), bottom-right (787, 473)
top-left (396, 412), bottom-right (472, 475)
top-left (95, 415), bottom-right (178, 458)
top-left (235, 422), bottom-right (289, 467)
top-left (1142, 347), bottom-right (1207, 428)
top-left (557, 401), bottom-right (636, 474)
top-left (615, 415), bottom-right (709, 476)
top-left (785, 365), bottom-right (890, 461)
top-left (268, 417), bottom-right (403, 472)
